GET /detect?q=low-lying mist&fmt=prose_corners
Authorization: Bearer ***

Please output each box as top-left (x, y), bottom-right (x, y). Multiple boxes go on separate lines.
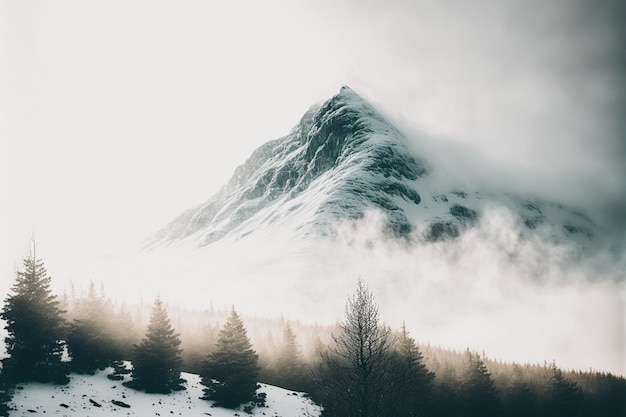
top-left (327, 209), bottom-right (624, 375)
top-left (79, 204), bottom-right (625, 376)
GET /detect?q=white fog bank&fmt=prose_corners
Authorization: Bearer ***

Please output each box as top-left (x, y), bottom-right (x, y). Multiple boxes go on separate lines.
top-left (73, 208), bottom-right (625, 376)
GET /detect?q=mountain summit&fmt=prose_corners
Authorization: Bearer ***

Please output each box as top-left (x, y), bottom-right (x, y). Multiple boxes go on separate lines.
top-left (148, 86), bottom-right (597, 250)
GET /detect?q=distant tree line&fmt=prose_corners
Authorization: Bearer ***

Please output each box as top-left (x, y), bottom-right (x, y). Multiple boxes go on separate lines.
top-left (1, 249), bottom-right (625, 416)
top-left (307, 279), bottom-right (626, 417)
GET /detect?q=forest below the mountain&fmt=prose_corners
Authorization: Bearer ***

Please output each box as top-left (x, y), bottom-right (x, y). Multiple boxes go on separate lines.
top-left (1, 252), bottom-right (624, 417)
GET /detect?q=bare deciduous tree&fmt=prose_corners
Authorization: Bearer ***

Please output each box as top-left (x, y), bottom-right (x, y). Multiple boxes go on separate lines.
top-left (315, 278), bottom-right (393, 417)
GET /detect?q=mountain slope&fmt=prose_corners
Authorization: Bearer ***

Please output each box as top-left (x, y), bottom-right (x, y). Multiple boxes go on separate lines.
top-left (148, 86), bottom-right (598, 252)
top-left (7, 367), bottom-right (321, 417)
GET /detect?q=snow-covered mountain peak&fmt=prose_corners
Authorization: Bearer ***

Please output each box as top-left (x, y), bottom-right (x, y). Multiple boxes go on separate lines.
top-left (148, 86), bottom-right (429, 246)
top-left (148, 86), bottom-right (599, 253)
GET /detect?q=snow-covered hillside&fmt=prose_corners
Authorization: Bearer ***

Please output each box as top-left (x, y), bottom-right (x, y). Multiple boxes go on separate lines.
top-left (147, 86), bottom-right (599, 253)
top-left (7, 367), bottom-right (321, 417)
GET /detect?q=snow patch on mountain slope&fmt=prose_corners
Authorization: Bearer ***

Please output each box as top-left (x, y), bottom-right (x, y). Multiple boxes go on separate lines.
top-left (7, 367), bottom-right (321, 417)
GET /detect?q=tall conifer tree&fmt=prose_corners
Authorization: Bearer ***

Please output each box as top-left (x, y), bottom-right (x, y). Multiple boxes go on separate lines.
top-left (543, 362), bottom-right (583, 417)
top-left (504, 364), bottom-right (536, 417)
top-left (460, 349), bottom-right (499, 417)
top-left (201, 308), bottom-right (262, 409)
top-left (126, 296), bottom-right (184, 393)
top-left (1, 248), bottom-right (68, 384)
top-left (388, 324), bottom-right (435, 417)
top-left (276, 323), bottom-right (306, 390)
top-left (66, 282), bottom-right (121, 373)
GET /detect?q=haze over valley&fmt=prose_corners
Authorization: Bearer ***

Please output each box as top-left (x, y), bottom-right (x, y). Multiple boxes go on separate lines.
top-left (46, 86), bottom-right (622, 376)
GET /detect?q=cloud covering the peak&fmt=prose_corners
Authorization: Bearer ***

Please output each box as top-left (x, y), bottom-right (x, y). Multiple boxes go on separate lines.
top-left (314, 0), bottom-right (626, 239)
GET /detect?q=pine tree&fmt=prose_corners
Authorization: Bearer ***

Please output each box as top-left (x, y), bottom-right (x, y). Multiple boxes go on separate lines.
top-left (315, 278), bottom-right (393, 417)
top-left (126, 296), bottom-right (184, 393)
top-left (543, 362), bottom-right (583, 417)
top-left (388, 324), bottom-right (435, 417)
top-left (460, 349), bottom-right (499, 417)
top-left (108, 303), bottom-right (138, 360)
top-left (503, 364), bottom-right (536, 417)
top-left (432, 360), bottom-right (462, 417)
top-left (0, 249), bottom-right (68, 384)
top-left (66, 282), bottom-right (121, 373)
top-left (276, 323), bottom-right (307, 390)
top-left (201, 308), bottom-right (262, 409)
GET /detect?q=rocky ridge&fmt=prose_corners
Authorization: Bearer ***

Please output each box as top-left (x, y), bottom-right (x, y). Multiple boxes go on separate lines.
top-left (148, 86), bottom-right (597, 251)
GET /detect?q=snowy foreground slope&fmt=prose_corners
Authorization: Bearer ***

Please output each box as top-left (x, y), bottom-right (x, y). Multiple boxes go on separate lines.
top-left (8, 368), bottom-right (321, 417)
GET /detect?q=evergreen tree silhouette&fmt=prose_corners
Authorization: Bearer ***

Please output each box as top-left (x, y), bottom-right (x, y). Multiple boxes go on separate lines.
top-left (588, 372), bottom-right (626, 417)
top-left (503, 364), bottom-right (536, 417)
top-left (388, 324), bottom-right (435, 417)
top-left (1, 247), bottom-right (68, 384)
top-left (126, 296), bottom-right (184, 393)
top-left (108, 303), bottom-right (138, 360)
top-left (276, 323), bottom-right (306, 390)
top-left (66, 282), bottom-right (122, 373)
top-left (459, 349), bottom-right (499, 417)
top-left (201, 308), bottom-right (262, 409)
top-left (543, 362), bottom-right (583, 417)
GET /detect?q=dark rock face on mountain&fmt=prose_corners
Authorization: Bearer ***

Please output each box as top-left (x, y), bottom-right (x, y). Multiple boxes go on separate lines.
top-left (148, 86), bottom-right (598, 251)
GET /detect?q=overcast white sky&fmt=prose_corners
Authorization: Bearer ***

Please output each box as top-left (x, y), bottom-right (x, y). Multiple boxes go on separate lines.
top-left (1, 0), bottom-right (624, 286)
